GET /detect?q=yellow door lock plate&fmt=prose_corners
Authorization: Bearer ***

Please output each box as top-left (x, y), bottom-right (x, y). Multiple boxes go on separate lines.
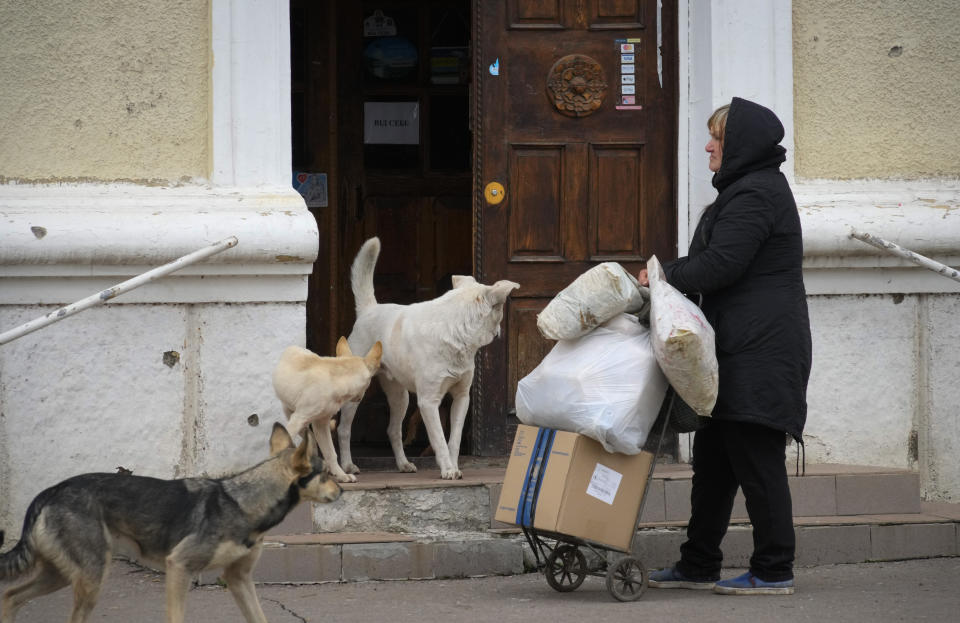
top-left (484, 181), bottom-right (505, 205)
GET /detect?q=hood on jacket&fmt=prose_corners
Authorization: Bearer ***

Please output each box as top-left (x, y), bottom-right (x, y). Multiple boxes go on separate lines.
top-left (712, 97), bottom-right (786, 192)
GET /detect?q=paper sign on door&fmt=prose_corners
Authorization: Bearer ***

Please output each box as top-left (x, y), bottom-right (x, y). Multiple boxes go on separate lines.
top-left (586, 463), bottom-right (623, 505)
top-left (364, 102), bottom-right (420, 144)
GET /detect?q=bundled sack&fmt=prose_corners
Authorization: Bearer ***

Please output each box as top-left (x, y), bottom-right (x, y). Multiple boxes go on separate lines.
top-left (537, 262), bottom-right (649, 340)
top-left (515, 313), bottom-right (668, 454)
top-left (647, 255), bottom-right (718, 416)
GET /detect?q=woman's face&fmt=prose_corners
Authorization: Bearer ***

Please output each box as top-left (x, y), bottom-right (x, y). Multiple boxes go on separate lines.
top-left (706, 133), bottom-right (723, 172)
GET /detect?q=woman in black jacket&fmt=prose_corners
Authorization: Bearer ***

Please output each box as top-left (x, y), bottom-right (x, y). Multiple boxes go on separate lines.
top-left (640, 97), bottom-right (812, 594)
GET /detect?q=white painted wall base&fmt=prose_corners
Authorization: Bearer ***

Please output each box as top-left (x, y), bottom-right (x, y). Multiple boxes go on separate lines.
top-left (794, 182), bottom-right (960, 501)
top-left (0, 183), bottom-right (319, 536)
top-left (0, 301), bottom-right (307, 535)
top-left (677, 288), bottom-right (960, 503)
top-left (803, 292), bottom-right (960, 502)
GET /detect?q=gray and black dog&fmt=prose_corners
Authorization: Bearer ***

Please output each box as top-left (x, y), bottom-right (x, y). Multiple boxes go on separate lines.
top-left (0, 423), bottom-right (340, 623)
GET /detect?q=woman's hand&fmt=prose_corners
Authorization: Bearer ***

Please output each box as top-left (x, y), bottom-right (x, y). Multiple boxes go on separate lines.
top-left (637, 268), bottom-right (649, 287)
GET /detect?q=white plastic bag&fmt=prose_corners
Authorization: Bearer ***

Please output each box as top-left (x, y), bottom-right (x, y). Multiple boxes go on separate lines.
top-left (515, 313), bottom-right (668, 454)
top-left (647, 255), bottom-right (718, 415)
top-left (537, 262), bottom-right (649, 340)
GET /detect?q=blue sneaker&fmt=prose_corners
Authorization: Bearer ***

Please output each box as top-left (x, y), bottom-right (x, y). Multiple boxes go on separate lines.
top-left (648, 566), bottom-right (717, 589)
top-left (713, 571), bottom-right (795, 595)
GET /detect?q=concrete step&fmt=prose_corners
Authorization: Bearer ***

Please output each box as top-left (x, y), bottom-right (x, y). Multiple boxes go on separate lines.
top-left (278, 463), bottom-right (925, 535)
top-left (640, 462), bottom-right (925, 524)
top-left (215, 465), bottom-right (960, 585)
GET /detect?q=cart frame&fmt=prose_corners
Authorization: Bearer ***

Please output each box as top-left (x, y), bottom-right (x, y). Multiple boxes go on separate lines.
top-left (519, 391), bottom-right (676, 601)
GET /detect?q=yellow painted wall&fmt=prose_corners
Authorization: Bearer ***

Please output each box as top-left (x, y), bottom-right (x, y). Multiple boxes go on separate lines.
top-left (793, 1), bottom-right (960, 179)
top-left (0, 1), bottom-right (210, 184)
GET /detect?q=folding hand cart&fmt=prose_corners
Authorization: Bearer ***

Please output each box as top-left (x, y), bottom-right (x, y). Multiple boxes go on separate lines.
top-left (518, 392), bottom-right (676, 602)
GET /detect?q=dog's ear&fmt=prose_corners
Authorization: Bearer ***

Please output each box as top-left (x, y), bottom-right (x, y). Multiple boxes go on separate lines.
top-left (451, 275), bottom-right (476, 289)
top-left (486, 280), bottom-right (520, 304)
top-left (292, 428), bottom-right (314, 474)
top-left (270, 422), bottom-right (295, 455)
top-left (335, 336), bottom-right (354, 357)
top-left (365, 341), bottom-right (383, 371)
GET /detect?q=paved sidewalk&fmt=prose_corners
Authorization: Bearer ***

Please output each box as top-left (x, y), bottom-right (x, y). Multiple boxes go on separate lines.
top-left (3, 557), bottom-right (958, 622)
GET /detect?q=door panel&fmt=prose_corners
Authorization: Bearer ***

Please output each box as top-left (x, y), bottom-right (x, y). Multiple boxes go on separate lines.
top-left (474, 0), bottom-right (676, 454)
top-left (591, 143), bottom-right (644, 259)
top-left (508, 1), bottom-right (564, 29)
top-left (509, 146), bottom-right (564, 258)
top-left (589, 0), bottom-right (645, 29)
top-left (507, 299), bottom-right (553, 402)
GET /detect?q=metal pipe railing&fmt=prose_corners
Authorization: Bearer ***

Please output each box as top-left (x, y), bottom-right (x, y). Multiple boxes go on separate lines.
top-left (0, 236), bottom-right (238, 346)
top-left (849, 229), bottom-right (960, 284)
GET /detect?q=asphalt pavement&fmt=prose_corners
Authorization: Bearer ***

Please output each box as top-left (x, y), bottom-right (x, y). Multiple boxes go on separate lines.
top-left (3, 557), bottom-right (958, 622)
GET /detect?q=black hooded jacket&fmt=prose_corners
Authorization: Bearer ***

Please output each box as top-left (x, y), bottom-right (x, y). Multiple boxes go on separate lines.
top-left (662, 97), bottom-right (812, 440)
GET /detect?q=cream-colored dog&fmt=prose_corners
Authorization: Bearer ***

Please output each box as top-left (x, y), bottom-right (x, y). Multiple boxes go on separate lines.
top-left (338, 237), bottom-right (519, 480)
top-left (272, 337), bottom-right (382, 482)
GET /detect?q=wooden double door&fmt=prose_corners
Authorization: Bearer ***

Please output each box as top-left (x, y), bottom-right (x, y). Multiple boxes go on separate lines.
top-left (292, 0), bottom-right (677, 460)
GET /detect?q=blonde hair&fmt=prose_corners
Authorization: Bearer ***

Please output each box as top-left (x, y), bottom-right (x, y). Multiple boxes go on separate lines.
top-left (707, 104), bottom-right (730, 145)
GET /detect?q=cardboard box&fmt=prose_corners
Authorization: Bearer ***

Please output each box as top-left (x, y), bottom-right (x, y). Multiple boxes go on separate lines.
top-left (496, 424), bottom-right (654, 551)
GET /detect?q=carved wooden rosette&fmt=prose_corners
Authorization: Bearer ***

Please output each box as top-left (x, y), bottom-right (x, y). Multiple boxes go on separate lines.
top-left (546, 54), bottom-right (608, 117)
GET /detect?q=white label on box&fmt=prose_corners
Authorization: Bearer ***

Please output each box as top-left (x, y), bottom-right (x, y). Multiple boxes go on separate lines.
top-left (586, 463), bottom-right (623, 505)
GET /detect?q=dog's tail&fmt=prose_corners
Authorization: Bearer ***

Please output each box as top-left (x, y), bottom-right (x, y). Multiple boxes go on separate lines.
top-left (351, 237), bottom-right (381, 315)
top-left (0, 487), bottom-right (53, 581)
top-left (0, 525), bottom-right (36, 581)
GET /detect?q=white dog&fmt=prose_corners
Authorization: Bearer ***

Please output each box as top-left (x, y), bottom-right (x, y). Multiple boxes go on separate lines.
top-left (272, 337), bottom-right (382, 482)
top-left (338, 237), bottom-right (519, 480)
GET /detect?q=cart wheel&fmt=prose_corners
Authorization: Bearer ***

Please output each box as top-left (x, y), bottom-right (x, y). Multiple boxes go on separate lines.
top-left (544, 544), bottom-right (587, 592)
top-left (605, 556), bottom-right (647, 602)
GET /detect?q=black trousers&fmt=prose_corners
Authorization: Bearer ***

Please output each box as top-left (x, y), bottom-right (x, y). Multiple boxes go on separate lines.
top-left (675, 420), bottom-right (795, 582)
